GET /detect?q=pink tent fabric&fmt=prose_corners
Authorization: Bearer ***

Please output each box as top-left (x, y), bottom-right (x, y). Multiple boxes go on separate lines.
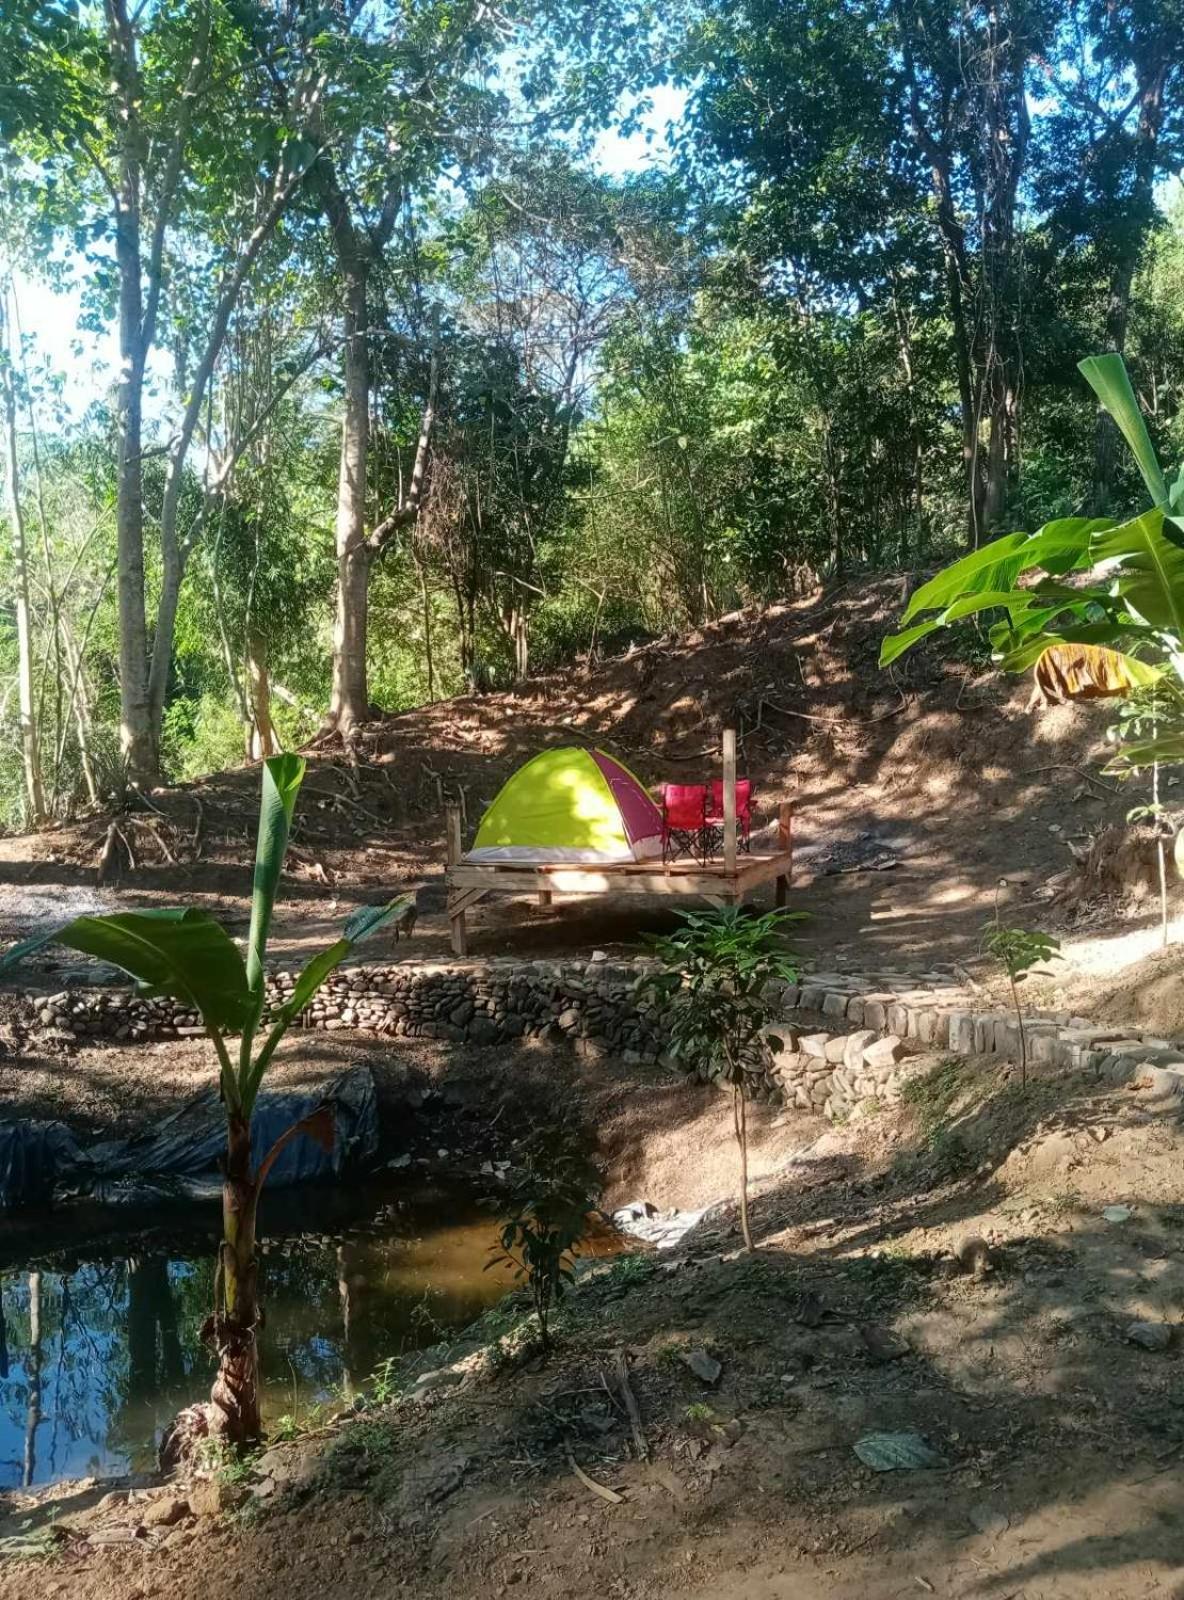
top-left (590, 750), bottom-right (663, 857)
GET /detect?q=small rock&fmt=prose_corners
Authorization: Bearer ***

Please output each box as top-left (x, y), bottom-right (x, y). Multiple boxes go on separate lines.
top-left (863, 1035), bottom-right (906, 1070)
top-left (853, 1431), bottom-right (946, 1472)
top-left (189, 1480), bottom-right (247, 1518)
top-left (407, 1366), bottom-right (465, 1402)
top-left (681, 1349), bottom-right (722, 1386)
top-left (955, 1236), bottom-right (994, 1277)
top-left (859, 1324), bottom-right (909, 1364)
top-left (1126, 1321), bottom-right (1173, 1352)
top-left (141, 1497), bottom-right (189, 1528)
top-left (968, 1504), bottom-right (1010, 1539)
top-left (1103, 1205), bottom-right (1133, 1224)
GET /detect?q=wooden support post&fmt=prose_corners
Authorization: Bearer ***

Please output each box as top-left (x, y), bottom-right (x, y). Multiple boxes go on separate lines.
top-left (776, 800), bottom-right (793, 907)
top-left (445, 802), bottom-right (462, 869)
top-left (445, 803), bottom-right (467, 955)
top-left (722, 727), bottom-right (737, 875)
top-left (538, 889), bottom-right (552, 906)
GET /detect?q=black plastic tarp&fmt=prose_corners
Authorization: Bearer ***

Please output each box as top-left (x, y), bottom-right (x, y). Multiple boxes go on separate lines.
top-left (0, 1067), bottom-right (380, 1209)
top-left (0, 1120), bottom-right (83, 1209)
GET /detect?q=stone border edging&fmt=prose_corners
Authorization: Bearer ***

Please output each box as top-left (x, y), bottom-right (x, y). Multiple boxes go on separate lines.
top-left (12, 959), bottom-right (1184, 1116)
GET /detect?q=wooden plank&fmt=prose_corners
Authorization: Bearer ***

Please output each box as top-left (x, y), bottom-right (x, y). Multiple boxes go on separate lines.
top-left (447, 888), bottom-right (488, 916)
top-left (722, 727), bottom-right (737, 874)
top-left (449, 866), bottom-right (753, 897)
top-left (446, 852), bottom-right (793, 895)
top-left (729, 855), bottom-right (792, 891)
top-left (777, 801), bottom-right (793, 859)
top-left (445, 803), bottom-right (463, 869)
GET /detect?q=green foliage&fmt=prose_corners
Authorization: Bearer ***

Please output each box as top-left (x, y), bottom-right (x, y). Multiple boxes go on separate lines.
top-left (900, 1057), bottom-right (967, 1135)
top-left (640, 906), bottom-right (801, 1251)
top-left (981, 925), bottom-right (1062, 987)
top-left (6, 2), bottom-right (1184, 814)
top-left (486, 1123), bottom-right (603, 1354)
top-left (982, 903), bottom-right (1061, 1089)
top-left (882, 350), bottom-right (1184, 773)
top-left (640, 906), bottom-right (803, 1088)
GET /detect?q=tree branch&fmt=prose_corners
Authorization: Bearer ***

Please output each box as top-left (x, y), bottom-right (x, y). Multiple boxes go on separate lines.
top-left (364, 325), bottom-right (440, 558)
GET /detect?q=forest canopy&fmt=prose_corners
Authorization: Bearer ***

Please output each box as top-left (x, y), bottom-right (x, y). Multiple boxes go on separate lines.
top-left (1, 0), bottom-right (1183, 824)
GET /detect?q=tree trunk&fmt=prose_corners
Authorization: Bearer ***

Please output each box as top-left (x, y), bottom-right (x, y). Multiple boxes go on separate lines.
top-left (983, 373), bottom-right (1019, 530)
top-left (245, 627), bottom-right (277, 760)
top-left (415, 552), bottom-right (436, 700)
top-left (60, 626), bottom-right (100, 806)
top-left (0, 289), bottom-right (45, 824)
top-left (107, 0), bottom-right (158, 787)
top-left (326, 257), bottom-right (372, 735)
top-left (210, 1115), bottom-right (262, 1445)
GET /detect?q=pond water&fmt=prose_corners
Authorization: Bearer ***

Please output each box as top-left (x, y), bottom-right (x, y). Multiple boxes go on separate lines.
top-left (0, 1177), bottom-right (557, 1489)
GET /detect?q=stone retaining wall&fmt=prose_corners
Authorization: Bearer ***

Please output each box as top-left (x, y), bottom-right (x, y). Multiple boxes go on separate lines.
top-left (13, 957), bottom-right (1184, 1115)
top-left (773, 967), bottom-right (1184, 1109)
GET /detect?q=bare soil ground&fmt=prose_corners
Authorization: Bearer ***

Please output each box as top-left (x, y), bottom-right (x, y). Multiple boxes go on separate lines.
top-left (9, 1049), bottom-right (1184, 1600)
top-left (5, 583), bottom-right (1184, 1598)
top-left (0, 577), bottom-right (1147, 983)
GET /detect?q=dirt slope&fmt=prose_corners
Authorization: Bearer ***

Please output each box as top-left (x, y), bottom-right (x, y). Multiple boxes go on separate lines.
top-left (0, 578), bottom-right (1131, 977)
top-left (12, 1050), bottom-right (1184, 1600)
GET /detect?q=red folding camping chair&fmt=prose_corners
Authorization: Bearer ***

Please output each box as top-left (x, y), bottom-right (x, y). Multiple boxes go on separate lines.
top-left (660, 783), bottom-right (708, 863)
top-left (705, 778), bottom-right (753, 856)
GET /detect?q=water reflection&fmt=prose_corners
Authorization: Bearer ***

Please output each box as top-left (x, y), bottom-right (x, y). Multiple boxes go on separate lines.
top-left (0, 1182), bottom-right (522, 1488)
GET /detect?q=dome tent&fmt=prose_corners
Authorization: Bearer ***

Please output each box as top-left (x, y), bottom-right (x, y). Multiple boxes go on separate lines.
top-left (468, 747), bottom-right (663, 864)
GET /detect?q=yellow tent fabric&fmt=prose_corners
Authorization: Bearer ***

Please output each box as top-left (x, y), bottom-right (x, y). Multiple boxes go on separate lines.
top-left (468, 747), bottom-right (662, 864)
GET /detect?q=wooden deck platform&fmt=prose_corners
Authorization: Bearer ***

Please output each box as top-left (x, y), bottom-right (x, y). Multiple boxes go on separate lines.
top-left (444, 766), bottom-right (793, 955)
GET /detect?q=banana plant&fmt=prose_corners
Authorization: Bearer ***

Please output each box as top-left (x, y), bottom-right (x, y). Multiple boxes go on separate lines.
top-left (880, 354), bottom-right (1184, 772)
top-left (0, 754), bottom-right (411, 1450)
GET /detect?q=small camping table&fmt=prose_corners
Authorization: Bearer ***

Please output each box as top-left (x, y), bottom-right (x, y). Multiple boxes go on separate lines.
top-left (443, 765), bottom-right (793, 956)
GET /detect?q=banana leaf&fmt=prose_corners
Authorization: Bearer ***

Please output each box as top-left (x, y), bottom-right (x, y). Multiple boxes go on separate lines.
top-left (0, 908), bottom-right (252, 1031)
top-left (244, 894), bottom-right (416, 1105)
top-left (245, 753), bottom-right (305, 997)
top-left (1079, 354), bottom-right (1168, 507)
top-left (1033, 642), bottom-right (1161, 704)
top-left (1106, 733), bottom-right (1184, 772)
top-left (994, 620), bottom-right (1152, 674)
top-left (1089, 509), bottom-right (1184, 636)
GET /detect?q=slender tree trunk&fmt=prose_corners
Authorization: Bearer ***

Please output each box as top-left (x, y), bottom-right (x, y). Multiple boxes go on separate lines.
top-left (0, 290), bottom-right (45, 823)
top-left (210, 1115), bottom-right (262, 1445)
top-left (328, 265), bottom-right (372, 735)
top-left (245, 627), bottom-right (277, 760)
top-left (1009, 973), bottom-right (1028, 1090)
top-left (106, 0), bottom-right (158, 787)
top-left (60, 626), bottom-right (100, 806)
top-left (415, 552), bottom-right (436, 700)
top-left (983, 373), bottom-right (1019, 530)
